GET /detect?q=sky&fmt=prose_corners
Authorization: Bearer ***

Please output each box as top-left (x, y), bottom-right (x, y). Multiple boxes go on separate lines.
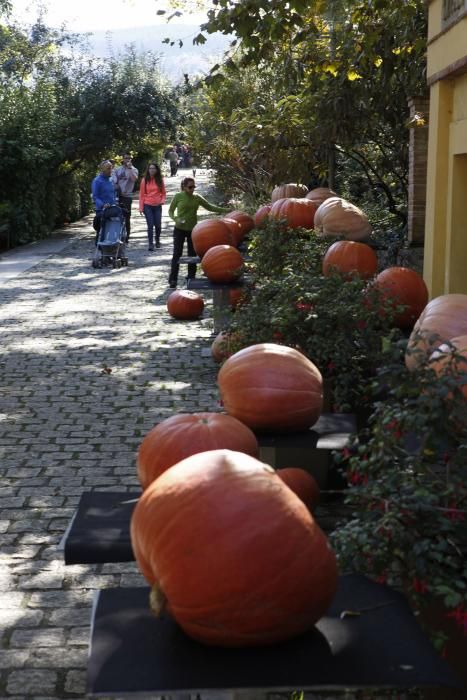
top-left (10, 0), bottom-right (208, 31)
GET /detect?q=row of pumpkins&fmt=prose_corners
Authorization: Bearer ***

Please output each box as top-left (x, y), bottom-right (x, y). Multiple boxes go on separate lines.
top-left (131, 343), bottom-right (336, 648)
top-left (136, 185), bottom-right (467, 650)
top-left (167, 183), bottom-right (371, 320)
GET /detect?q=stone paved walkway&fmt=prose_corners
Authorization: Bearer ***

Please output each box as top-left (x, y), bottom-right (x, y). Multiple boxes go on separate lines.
top-left (0, 169), bottom-right (224, 699)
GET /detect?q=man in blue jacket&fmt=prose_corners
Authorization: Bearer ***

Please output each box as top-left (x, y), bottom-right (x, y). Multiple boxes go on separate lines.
top-left (91, 160), bottom-right (117, 244)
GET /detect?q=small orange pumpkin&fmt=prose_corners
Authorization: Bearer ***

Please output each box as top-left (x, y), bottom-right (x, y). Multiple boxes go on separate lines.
top-left (373, 267), bottom-right (428, 329)
top-left (137, 413), bottom-right (259, 489)
top-left (271, 183), bottom-right (308, 202)
top-left (191, 218), bottom-right (234, 257)
top-left (254, 205), bottom-right (271, 226)
top-left (322, 240), bottom-right (378, 280)
top-left (201, 245), bottom-right (244, 284)
top-left (222, 211), bottom-right (255, 245)
top-left (276, 468), bottom-right (320, 511)
top-left (218, 343), bottom-right (323, 431)
top-left (167, 290), bottom-right (204, 320)
top-left (269, 197), bottom-right (318, 230)
top-left (229, 287), bottom-right (246, 309)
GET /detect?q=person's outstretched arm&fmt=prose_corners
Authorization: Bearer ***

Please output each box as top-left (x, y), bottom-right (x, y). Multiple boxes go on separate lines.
top-left (195, 194), bottom-right (230, 214)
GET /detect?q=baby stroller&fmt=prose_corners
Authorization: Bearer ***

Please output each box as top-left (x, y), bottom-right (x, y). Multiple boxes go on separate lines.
top-left (92, 205), bottom-right (128, 269)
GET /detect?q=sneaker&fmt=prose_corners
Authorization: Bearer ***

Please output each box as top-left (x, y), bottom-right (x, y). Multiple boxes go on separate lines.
top-left (155, 242), bottom-right (161, 248)
top-left (148, 245), bottom-right (154, 251)
top-left (169, 281), bottom-right (177, 288)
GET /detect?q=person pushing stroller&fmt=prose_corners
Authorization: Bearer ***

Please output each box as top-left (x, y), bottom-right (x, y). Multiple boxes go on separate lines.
top-left (91, 160), bottom-right (118, 244)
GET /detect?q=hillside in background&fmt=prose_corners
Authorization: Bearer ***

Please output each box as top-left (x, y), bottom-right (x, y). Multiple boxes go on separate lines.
top-left (84, 23), bottom-right (232, 83)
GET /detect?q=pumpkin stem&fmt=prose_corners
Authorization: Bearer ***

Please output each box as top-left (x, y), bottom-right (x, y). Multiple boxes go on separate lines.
top-left (149, 583), bottom-right (167, 617)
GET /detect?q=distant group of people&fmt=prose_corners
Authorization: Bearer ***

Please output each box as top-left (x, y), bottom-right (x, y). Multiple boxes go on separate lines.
top-left (91, 152), bottom-right (229, 288)
top-left (165, 143), bottom-right (198, 177)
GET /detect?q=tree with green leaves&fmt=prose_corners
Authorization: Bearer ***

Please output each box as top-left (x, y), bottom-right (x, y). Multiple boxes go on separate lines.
top-left (171, 0), bottom-right (426, 224)
top-left (0, 17), bottom-right (180, 247)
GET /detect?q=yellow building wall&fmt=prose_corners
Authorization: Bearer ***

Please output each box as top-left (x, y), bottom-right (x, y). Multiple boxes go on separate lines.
top-left (425, 2), bottom-right (467, 296)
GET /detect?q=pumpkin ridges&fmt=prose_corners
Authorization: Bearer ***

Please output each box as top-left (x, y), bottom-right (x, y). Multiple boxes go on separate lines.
top-left (305, 187), bottom-right (337, 206)
top-left (167, 290), bottom-right (204, 320)
top-left (373, 267), bottom-right (428, 328)
top-left (254, 205), bottom-right (271, 226)
top-left (137, 412), bottom-right (259, 489)
top-left (322, 240), bottom-right (378, 280)
top-left (218, 343), bottom-right (323, 431)
top-left (269, 197), bottom-right (317, 230)
top-left (277, 468), bottom-right (320, 511)
top-left (201, 244), bottom-right (244, 284)
top-left (131, 449), bottom-right (338, 646)
top-left (406, 294), bottom-right (467, 370)
top-left (191, 218), bottom-right (234, 257)
top-left (315, 196), bottom-right (372, 240)
top-left (271, 183), bottom-right (308, 202)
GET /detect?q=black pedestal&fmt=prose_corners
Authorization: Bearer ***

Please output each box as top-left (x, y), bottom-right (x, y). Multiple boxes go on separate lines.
top-left (87, 574), bottom-right (463, 696)
top-left (63, 491), bottom-right (140, 565)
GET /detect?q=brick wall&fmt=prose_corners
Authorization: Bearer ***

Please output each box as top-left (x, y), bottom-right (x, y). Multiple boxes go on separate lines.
top-left (408, 95), bottom-right (430, 244)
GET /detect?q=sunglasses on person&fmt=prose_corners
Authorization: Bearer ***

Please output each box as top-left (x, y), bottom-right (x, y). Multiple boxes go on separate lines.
top-left (186, 185), bottom-right (195, 190)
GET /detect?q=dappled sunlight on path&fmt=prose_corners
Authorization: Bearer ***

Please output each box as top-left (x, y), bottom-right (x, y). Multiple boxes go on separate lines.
top-left (0, 168), bottom-right (225, 698)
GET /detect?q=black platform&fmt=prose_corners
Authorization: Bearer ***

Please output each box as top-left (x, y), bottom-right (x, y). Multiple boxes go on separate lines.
top-left (187, 278), bottom-right (247, 330)
top-left (63, 491), bottom-right (140, 565)
top-left (256, 413), bottom-right (356, 482)
top-left (87, 574), bottom-right (463, 696)
top-left (186, 277), bottom-right (246, 291)
top-left (63, 414), bottom-right (356, 565)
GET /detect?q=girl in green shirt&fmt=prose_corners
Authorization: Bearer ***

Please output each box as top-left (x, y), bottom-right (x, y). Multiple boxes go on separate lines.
top-left (168, 177), bottom-right (230, 288)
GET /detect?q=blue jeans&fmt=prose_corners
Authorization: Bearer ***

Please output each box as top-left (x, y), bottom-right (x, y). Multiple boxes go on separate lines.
top-left (143, 204), bottom-right (162, 246)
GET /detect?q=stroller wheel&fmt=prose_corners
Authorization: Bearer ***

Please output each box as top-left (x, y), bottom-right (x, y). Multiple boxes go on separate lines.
top-left (116, 259), bottom-right (122, 269)
top-left (122, 258), bottom-right (129, 266)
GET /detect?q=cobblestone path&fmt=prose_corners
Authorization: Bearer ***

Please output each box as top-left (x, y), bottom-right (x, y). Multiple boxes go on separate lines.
top-left (0, 170), bottom-right (222, 699)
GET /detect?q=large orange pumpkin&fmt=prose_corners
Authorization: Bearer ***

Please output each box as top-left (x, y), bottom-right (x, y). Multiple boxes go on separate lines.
top-left (137, 413), bottom-right (259, 489)
top-left (191, 218), bottom-right (233, 257)
top-left (254, 204), bottom-right (271, 226)
top-left (201, 244), bottom-right (244, 284)
top-left (305, 187), bottom-right (337, 207)
top-left (373, 267), bottom-right (428, 328)
top-left (322, 240), bottom-right (378, 280)
top-left (269, 197), bottom-right (318, 230)
top-left (222, 211), bottom-right (255, 245)
top-left (218, 343), bottom-right (323, 431)
top-left (276, 468), bottom-right (320, 512)
top-left (130, 449), bottom-right (338, 646)
top-left (271, 183), bottom-right (308, 202)
top-left (167, 290), bottom-right (204, 320)
top-left (314, 197), bottom-right (372, 240)
top-left (406, 294), bottom-right (467, 370)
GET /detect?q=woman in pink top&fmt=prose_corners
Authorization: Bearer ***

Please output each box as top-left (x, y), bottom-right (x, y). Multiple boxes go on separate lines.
top-left (139, 163), bottom-right (166, 250)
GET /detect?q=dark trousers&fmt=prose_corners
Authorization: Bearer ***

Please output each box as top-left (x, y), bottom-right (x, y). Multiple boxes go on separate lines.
top-left (143, 204), bottom-right (162, 246)
top-left (169, 227), bottom-right (196, 285)
top-left (118, 194), bottom-right (133, 238)
top-left (93, 212), bottom-right (102, 246)
top-left (170, 161), bottom-right (178, 176)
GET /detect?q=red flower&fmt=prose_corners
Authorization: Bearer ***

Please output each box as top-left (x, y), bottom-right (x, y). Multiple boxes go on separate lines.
top-left (412, 577), bottom-right (428, 594)
top-left (294, 301), bottom-right (314, 312)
